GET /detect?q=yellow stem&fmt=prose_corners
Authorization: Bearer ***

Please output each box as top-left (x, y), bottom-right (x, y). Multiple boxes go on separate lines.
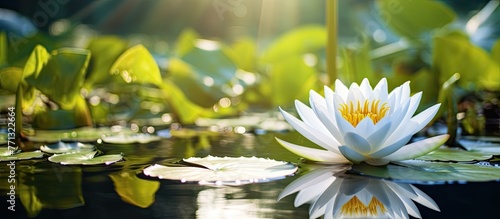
top-left (326, 0), bottom-right (338, 86)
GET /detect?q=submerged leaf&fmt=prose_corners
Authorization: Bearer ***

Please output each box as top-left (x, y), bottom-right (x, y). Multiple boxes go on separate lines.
top-left (143, 156), bottom-right (298, 185)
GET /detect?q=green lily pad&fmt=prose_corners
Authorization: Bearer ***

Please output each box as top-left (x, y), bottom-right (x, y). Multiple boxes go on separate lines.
top-left (353, 160), bottom-right (500, 183)
top-left (48, 151), bottom-right (123, 165)
top-left (414, 147), bottom-right (492, 162)
top-left (40, 141), bottom-right (96, 154)
top-left (101, 133), bottom-right (161, 144)
top-left (143, 156), bottom-right (298, 185)
top-left (459, 139), bottom-right (500, 155)
top-left (0, 149), bottom-right (44, 161)
top-left (23, 127), bottom-right (135, 143)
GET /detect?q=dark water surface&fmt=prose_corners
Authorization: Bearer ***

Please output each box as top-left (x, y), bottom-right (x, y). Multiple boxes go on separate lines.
top-left (1, 131), bottom-right (499, 218)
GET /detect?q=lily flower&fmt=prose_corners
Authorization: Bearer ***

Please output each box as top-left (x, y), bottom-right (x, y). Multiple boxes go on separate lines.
top-left (276, 78), bottom-right (449, 165)
top-left (278, 167), bottom-right (440, 219)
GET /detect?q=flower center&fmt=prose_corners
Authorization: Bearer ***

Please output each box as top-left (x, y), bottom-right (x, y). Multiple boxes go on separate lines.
top-left (340, 196), bottom-right (387, 217)
top-left (339, 100), bottom-right (389, 127)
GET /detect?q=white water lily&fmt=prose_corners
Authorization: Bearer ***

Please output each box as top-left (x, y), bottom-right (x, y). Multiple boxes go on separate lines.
top-left (276, 78), bottom-right (449, 165)
top-left (278, 167), bottom-right (440, 219)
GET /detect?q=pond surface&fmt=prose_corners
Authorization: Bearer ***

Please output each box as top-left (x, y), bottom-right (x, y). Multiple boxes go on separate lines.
top-left (1, 131), bottom-right (499, 219)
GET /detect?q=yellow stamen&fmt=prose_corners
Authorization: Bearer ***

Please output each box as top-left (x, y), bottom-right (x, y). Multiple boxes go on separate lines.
top-left (340, 196), bottom-right (387, 217)
top-left (339, 100), bottom-right (389, 127)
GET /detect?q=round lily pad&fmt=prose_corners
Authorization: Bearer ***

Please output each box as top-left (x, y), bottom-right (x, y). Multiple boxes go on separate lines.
top-left (352, 160), bottom-right (500, 183)
top-left (101, 133), bottom-right (161, 144)
top-left (458, 139), bottom-right (500, 155)
top-left (48, 151), bottom-right (123, 165)
top-left (24, 127), bottom-right (135, 143)
top-left (414, 147), bottom-right (492, 162)
top-left (40, 141), bottom-right (96, 154)
top-left (143, 156), bottom-right (298, 185)
top-left (0, 149), bottom-right (45, 161)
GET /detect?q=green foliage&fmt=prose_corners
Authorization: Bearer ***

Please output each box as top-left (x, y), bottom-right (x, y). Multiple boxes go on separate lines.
top-left (26, 48), bottom-right (90, 109)
top-left (376, 0), bottom-right (457, 42)
top-left (432, 31), bottom-right (500, 91)
top-left (269, 56), bottom-right (320, 107)
top-left (260, 25), bottom-right (326, 63)
top-left (110, 44), bottom-right (163, 86)
top-left (85, 36), bottom-right (128, 88)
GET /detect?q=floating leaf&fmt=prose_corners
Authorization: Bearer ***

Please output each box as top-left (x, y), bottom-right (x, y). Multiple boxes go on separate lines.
top-left (0, 149), bottom-right (44, 161)
top-left (48, 151), bottom-right (123, 165)
top-left (23, 127), bottom-right (135, 143)
top-left (143, 156), bottom-right (298, 185)
top-left (101, 133), bottom-right (161, 144)
top-left (459, 139), bottom-right (500, 155)
top-left (353, 160), bottom-right (500, 183)
top-left (40, 141), bottom-right (96, 154)
top-left (414, 147), bottom-right (492, 162)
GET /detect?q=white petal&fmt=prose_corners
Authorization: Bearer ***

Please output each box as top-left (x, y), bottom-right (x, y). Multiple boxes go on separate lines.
top-left (354, 116), bottom-right (376, 138)
top-left (383, 120), bottom-right (419, 148)
top-left (369, 133), bottom-right (414, 159)
top-left (311, 101), bottom-right (345, 145)
top-left (334, 79), bottom-right (349, 100)
top-left (338, 146), bottom-right (367, 163)
top-left (344, 132), bottom-right (372, 154)
top-left (410, 185), bottom-right (441, 212)
top-left (295, 100), bottom-right (332, 138)
top-left (275, 138), bottom-right (349, 163)
top-left (333, 107), bottom-right (356, 136)
top-left (279, 108), bottom-right (339, 152)
top-left (339, 177), bottom-right (369, 195)
top-left (359, 78), bottom-right (373, 98)
top-left (295, 179), bottom-right (334, 207)
top-left (365, 158), bottom-right (390, 166)
top-left (347, 83), bottom-right (366, 103)
top-left (278, 168), bottom-right (334, 201)
top-left (373, 78), bottom-right (389, 103)
top-left (410, 103), bottom-right (441, 134)
top-left (310, 179), bottom-right (344, 217)
top-left (383, 134), bottom-right (449, 161)
top-left (366, 120), bottom-right (393, 150)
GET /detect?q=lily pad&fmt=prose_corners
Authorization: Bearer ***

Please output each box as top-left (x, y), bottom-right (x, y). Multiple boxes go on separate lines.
top-left (101, 133), bottom-right (161, 144)
top-left (414, 147), bottom-right (492, 162)
top-left (23, 127), bottom-right (135, 143)
top-left (143, 156), bottom-right (298, 185)
top-left (0, 148), bottom-right (44, 161)
top-left (40, 141), bottom-right (96, 154)
top-left (459, 139), bottom-right (500, 155)
top-left (48, 151), bottom-right (123, 165)
top-left (353, 160), bottom-right (500, 183)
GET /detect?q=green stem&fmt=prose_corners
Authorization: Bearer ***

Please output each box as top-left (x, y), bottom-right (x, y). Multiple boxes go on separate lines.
top-left (326, 0), bottom-right (338, 86)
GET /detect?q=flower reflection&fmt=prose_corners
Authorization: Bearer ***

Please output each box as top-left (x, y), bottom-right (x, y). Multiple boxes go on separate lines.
top-left (276, 78), bottom-right (449, 165)
top-left (278, 166), bottom-right (440, 219)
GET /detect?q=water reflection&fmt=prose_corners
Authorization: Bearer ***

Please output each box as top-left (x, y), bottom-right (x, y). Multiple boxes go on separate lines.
top-left (278, 166), bottom-right (440, 219)
top-left (109, 170), bottom-right (160, 208)
top-left (17, 163), bottom-right (84, 217)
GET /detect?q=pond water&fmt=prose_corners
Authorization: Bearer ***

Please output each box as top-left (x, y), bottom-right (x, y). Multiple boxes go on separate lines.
top-left (1, 130), bottom-right (499, 218)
